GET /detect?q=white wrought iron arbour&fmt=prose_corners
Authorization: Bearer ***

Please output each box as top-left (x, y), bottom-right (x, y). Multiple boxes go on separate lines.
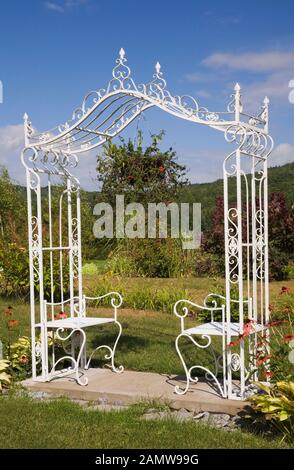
top-left (21, 49), bottom-right (273, 399)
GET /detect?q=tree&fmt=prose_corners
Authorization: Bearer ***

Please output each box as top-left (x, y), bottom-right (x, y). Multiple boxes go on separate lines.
top-left (96, 131), bottom-right (188, 206)
top-left (0, 167), bottom-right (25, 241)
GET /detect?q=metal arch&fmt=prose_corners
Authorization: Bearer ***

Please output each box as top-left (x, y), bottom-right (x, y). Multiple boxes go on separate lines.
top-left (24, 48), bottom-right (269, 155)
top-left (21, 49), bottom-right (273, 397)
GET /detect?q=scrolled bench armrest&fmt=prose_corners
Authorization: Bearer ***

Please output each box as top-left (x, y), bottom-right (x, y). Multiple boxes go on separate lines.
top-left (173, 299), bottom-right (205, 319)
top-left (85, 291), bottom-right (123, 309)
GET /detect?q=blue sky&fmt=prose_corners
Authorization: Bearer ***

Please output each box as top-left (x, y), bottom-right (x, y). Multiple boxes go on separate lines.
top-left (0, 0), bottom-right (294, 189)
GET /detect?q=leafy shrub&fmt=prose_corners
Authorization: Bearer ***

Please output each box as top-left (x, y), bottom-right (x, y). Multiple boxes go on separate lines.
top-left (92, 277), bottom-right (188, 314)
top-left (0, 242), bottom-right (70, 301)
top-left (0, 243), bottom-right (30, 297)
top-left (194, 250), bottom-right (221, 277)
top-left (199, 285), bottom-right (241, 322)
top-left (284, 262), bottom-right (294, 280)
top-left (106, 250), bottom-right (136, 277)
top-left (107, 238), bottom-right (195, 278)
top-left (250, 381), bottom-right (294, 443)
top-left (0, 360), bottom-right (11, 391)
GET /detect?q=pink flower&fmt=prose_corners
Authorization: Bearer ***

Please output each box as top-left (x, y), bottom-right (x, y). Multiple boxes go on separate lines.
top-left (55, 311), bottom-right (67, 320)
top-left (19, 355), bottom-right (28, 364)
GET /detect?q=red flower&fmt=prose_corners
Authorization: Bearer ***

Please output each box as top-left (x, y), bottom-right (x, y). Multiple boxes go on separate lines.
top-left (159, 165), bottom-right (165, 173)
top-left (280, 286), bottom-right (290, 295)
top-left (7, 319), bottom-right (19, 328)
top-left (256, 355), bottom-right (272, 366)
top-left (262, 371), bottom-right (273, 378)
top-left (4, 306), bottom-right (13, 317)
top-left (283, 334), bottom-right (294, 343)
top-left (19, 355), bottom-right (28, 364)
top-left (55, 311), bottom-right (67, 320)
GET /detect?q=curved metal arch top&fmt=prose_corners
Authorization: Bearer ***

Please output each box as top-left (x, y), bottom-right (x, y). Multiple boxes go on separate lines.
top-left (24, 48), bottom-right (270, 155)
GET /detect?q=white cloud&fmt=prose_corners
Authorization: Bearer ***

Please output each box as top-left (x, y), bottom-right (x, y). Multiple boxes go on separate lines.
top-left (269, 143), bottom-right (294, 167)
top-left (239, 71), bottom-right (292, 110)
top-left (195, 90), bottom-right (212, 99)
top-left (202, 51), bottom-right (294, 73)
top-left (185, 50), bottom-right (294, 111)
top-left (0, 123), bottom-right (99, 189)
top-left (0, 124), bottom-right (25, 183)
top-left (184, 72), bottom-right (215, 83)
top-left (45, 2), bottom-right (64, 12)
top-left (45, 0), bottom-right (88, 13)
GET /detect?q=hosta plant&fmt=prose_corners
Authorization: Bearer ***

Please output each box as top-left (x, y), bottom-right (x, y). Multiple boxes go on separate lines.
top-left (0, 359), bottom-right (11, 391)
top-left (250, 381), bottom-right (294, 442)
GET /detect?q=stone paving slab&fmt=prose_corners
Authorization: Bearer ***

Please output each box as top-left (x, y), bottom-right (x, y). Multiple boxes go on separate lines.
top-left (22, 368), bottom-right (248, 415)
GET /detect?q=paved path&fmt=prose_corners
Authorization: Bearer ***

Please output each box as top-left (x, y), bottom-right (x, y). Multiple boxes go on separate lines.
top-left (23, 368), bottom-right (247, 415)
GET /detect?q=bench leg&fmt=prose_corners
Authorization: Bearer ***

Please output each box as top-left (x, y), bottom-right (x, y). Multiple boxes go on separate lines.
top-left (50, 328), bottom-right (88, 386)
top-left (85, 320), bottom-right (124, 374)
top-left (175, 333), bottom-right (225, 397)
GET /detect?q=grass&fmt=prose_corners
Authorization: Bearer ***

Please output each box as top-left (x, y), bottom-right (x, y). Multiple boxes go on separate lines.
top-left (0, 394), bottom-right (289, 449)
top-left (1, 277), bottom-right (294, 375)
top-left (0, 276), bottom-right (293, 449)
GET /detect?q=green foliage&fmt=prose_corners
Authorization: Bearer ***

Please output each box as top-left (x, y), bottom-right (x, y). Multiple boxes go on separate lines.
top-left (96, 131), bottom-right (188, 207)
top-left (0, 167), bottom-right (25, 242)
top-left (284, 262), bottom-right (294, 280)
top-left (0, 360), bottom-right (11, 391)
top-left (0, 243), bottom-right (30, 297)
top-left (107, 238), bottom-right (196, 278)
top-left (199, 285), bottom-right (241, 322)
top-left (194, 250), bottom-right (221, 277)
top-left (0, 242), bottom-right (70, 301)
top-left (92, 275), bottom-right (188, 314)
top-left (250, 381), bottom-right (294, 443)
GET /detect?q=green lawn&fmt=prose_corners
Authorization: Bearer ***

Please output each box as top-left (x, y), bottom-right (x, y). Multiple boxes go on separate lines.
top-left (1, 276), bottom-right (293, 375)
top-left (0, 395), bottom-right (288, 449)
top-left (0, 277), bottom-right (293, 449)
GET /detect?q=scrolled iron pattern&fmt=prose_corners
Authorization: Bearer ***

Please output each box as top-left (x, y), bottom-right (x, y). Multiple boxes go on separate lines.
top-left (85, 292), bottom-right (123, 309)
top-left (30, 216), bottom-right (41, 283)
top-left (85, 320), bottom-right (124, 374)
top-left (230, 353), bottom-right (241, 372)
top-left (227, 207), bottom-right (239, 284)
top-left (71, 217), bottom-right (80, 279)
top-left (51, 327), bottom-right (88, 386)
top-left (24, 49), bottom-right (270, 154)
top-left (255, 208), bottom-right (265, 280)
top-left (175, 333), bottom-right (225, 397)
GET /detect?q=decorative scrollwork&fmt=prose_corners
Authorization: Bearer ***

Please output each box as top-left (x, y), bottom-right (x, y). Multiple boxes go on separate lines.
top-left (51, 327), bottom-right (88, 386)
top-left (230, 353), bottom-right (241, 372)
top-left (23, 49), bottom-right (271, 155)
top-left (227, 208), bottom-right (239, 284)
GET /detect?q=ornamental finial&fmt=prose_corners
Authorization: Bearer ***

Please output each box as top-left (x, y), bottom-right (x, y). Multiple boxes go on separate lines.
top-left (119, 48), bottom-right (125, 60)
top-left (234, 82), bottom-right (241, 92)
top-left (155, 62), bottom-right (161, 74)
top-left (264, 96), bottom-right (269, 105)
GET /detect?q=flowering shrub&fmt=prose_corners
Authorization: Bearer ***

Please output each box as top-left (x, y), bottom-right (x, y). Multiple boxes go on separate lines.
top-left (9, 336), bottom-right (31, 375)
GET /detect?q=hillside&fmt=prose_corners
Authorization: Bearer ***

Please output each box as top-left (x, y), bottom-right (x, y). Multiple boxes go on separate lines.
top-left (178, 162), bottom-right (294, 229)
top-left (15, 162), bottom-right (294, 231)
